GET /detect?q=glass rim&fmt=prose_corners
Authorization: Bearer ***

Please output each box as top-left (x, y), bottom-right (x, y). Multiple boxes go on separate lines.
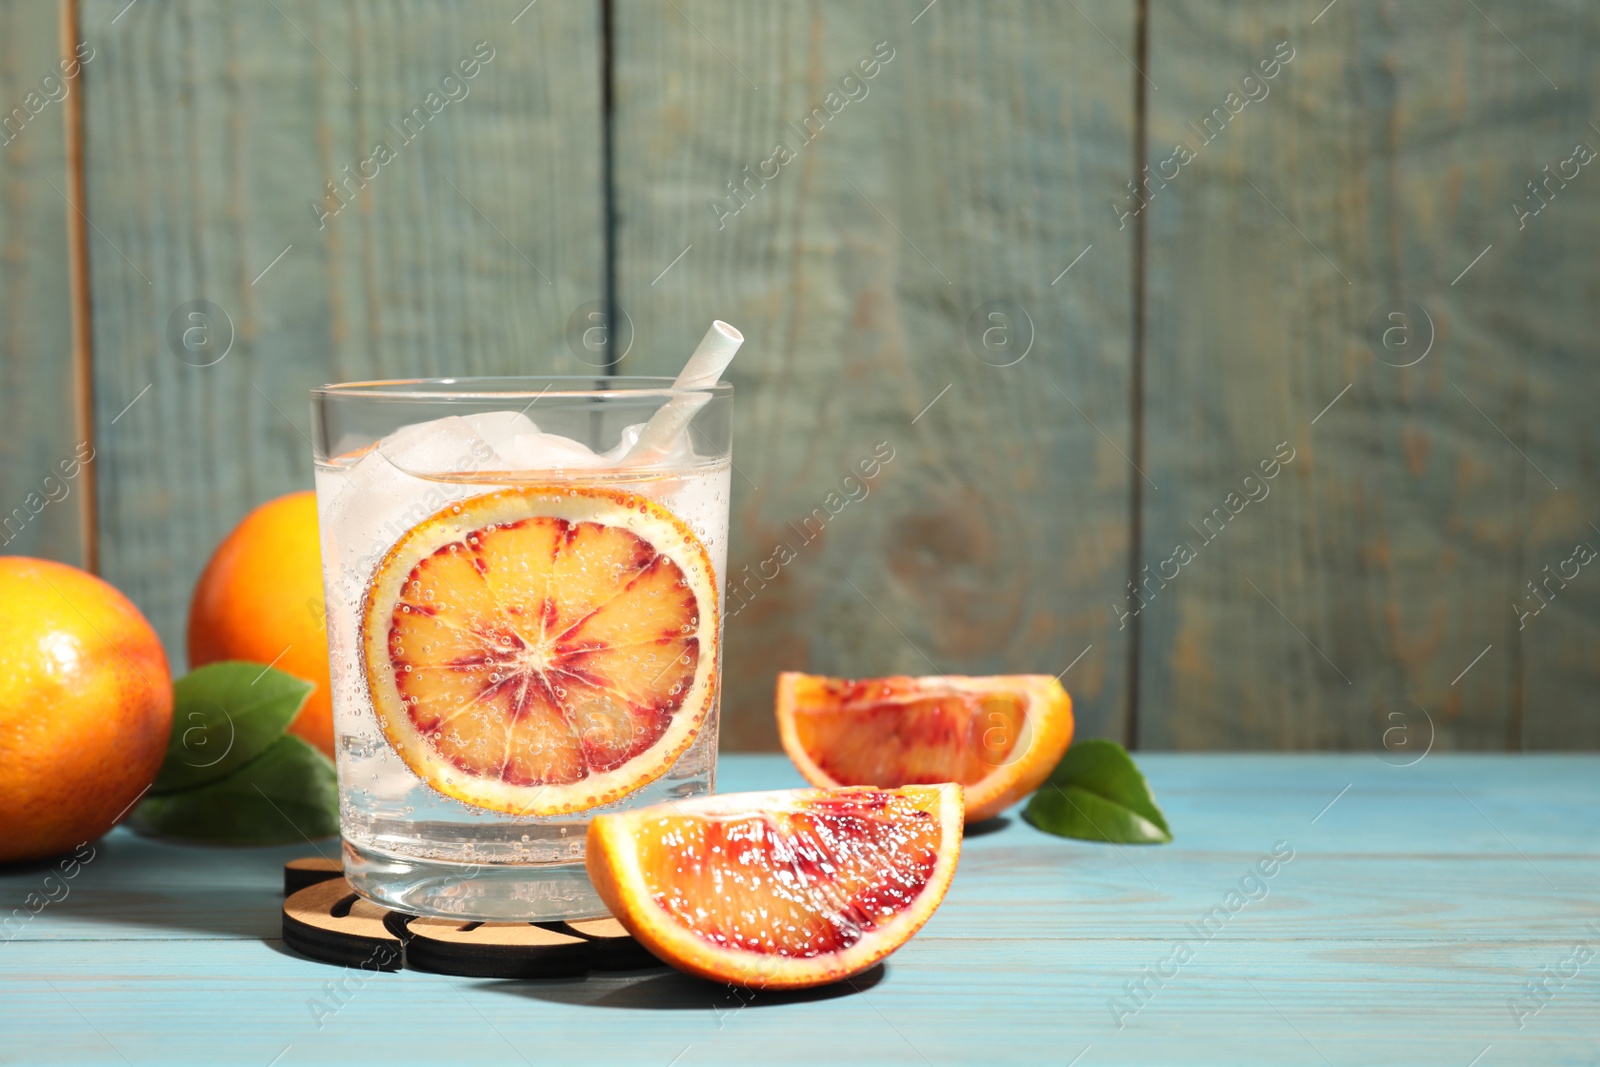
top-left (311, 375), bottom-right (733, 401)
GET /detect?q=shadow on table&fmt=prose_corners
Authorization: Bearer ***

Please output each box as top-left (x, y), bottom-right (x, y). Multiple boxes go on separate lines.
top-left (963, 815), bottom-right (1012, 839)
top-left (0, 831), bottom-right (314, 940)
top-left (486, 962), bottom-right (885, 1010)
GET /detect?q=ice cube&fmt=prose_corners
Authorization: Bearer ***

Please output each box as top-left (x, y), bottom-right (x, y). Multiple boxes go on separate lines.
top-left (599, 422), bottom-right (646, 464)
top-left (318, 435), bottom-right (480, 604)
top-left (378, 415), bottom-right (500, 476)
top-left (461, 410), bottom-right (540, 457)
top-left (505, 431), bottom-right (607, 471)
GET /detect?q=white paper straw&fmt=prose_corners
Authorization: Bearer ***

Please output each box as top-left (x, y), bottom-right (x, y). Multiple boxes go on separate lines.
top-left (622, 320), bottom-right (742, 463)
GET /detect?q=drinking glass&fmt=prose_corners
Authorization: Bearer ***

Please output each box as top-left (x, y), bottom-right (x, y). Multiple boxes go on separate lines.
top-left (310, 377), bottom-right (731, 920)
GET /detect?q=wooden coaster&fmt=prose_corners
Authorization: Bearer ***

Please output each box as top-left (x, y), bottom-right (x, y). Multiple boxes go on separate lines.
top-left (281, 859), bottom-right (660, 978)
top-left (399, 917), bottom-right (594, 979)
top-left (560, 917), bottom-right (659, 970)
top-left (284, 856), bottom-right (345, 896)
top-left (281, 877), bottom-right (403, 972)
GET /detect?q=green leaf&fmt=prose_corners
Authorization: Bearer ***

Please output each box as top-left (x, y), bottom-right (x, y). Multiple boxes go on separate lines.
top-left (1022, 739), bottom-right (1173, 844)
top-left (151, 661), bottom-right (314, 794)
top-left (131, 734), bottom-right (339, 846)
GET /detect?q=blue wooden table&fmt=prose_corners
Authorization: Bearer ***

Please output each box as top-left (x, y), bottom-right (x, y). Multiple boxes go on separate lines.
top-left (2, 754), bottom-right (1595, 1065)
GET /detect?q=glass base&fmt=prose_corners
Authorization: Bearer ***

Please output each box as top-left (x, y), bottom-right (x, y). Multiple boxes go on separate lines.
top-left (342, 838), bottom-right (609, 922)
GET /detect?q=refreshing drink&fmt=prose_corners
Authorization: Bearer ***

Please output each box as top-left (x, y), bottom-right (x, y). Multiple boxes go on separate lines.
top-left (310, 378), bottom-right (732, 920)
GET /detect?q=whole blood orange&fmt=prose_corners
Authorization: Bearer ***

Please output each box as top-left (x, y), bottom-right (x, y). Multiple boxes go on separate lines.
top-left (361, 485), bottom-right (719, 816)
top-left (776, 673), bottom-right (1073, 822)
top-left (587, 784), bottom-right (963, 989)
top-left (188, 491), bottom-right (334, 756)
top-left (0, 557), bottom-right (172, 862)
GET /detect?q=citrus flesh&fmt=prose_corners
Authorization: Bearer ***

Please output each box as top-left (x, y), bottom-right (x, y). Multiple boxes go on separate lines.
top-left (587, 784), bottom-right (963, 989)
top-left (776, 673), bottom-right (1073, 822)
top-left (361, 486), bottom-right (718, 816)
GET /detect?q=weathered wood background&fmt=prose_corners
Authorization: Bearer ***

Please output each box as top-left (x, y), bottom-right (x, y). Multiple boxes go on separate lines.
top-left (2, 0), bottom-right (1594, 751)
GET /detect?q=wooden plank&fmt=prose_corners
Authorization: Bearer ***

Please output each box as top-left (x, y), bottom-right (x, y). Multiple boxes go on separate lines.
top-left (609, 1), bottom-right (1137, 750)
top-left (0, 0), bottom-right (86, 566)
top-left (77, 0), bottom-right (605, 661)
top-left (1504, 4), bottom-right (1600, 750)
top-left (5, 937), bottom-right (1599, 1066)
top-left (2, 755), bottom-right (1596, 1066)
top-left (10, 755), bottom-right (1597, 942)
top-left (9, 839), bottom-right (1592, 944)
top-left (1138, 2), bottom-right (1600, 750)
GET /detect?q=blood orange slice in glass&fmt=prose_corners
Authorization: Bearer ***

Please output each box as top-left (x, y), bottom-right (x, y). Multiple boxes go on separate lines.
top-left (586, 784), bottom-right (962, 989)
top-left (360, 486), bottom-right (718, 815)
top-left (775, 673), bottom-right (1073, 822)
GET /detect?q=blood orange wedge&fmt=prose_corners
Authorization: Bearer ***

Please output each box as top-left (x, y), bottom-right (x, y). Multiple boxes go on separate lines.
top-left (361, 485), bottom-right (718, 816)
top-left (586, 784), bottom-right (962, 989)
top-left (776, 673), bottom-right (1073, 823)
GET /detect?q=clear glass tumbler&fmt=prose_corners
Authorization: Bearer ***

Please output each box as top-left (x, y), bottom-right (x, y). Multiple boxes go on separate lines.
top-left (310, 377), bottom-right (731, 920)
